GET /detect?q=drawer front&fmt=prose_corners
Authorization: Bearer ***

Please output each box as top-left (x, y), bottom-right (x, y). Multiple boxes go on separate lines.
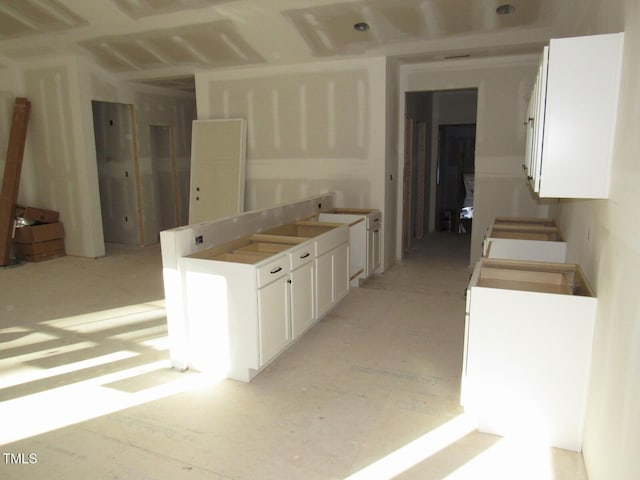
top-left (257, 254), bottom-right (288, 288)
top-left (314, 225), bottom-right (349, 257)
top-left (289, 242), bottom-right (314, 270)
top-left (367, 211), bottom-right (382, 229)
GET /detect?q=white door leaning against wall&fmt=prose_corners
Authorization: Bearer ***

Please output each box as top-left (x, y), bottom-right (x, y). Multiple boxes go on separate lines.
top-left (189, 118), bottom-right (247, 224)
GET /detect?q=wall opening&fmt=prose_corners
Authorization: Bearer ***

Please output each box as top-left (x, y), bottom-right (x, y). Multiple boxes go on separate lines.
top-left (436, 124), bottom-right (476, 234)
top-left (402, 89), bottom-right (477, 258)
top-left (91, 101), bottom-right (142, 246)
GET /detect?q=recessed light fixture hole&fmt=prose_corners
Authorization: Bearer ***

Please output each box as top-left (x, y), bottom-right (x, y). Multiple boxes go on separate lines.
top-left (353, 22), bottom-right (370, 32)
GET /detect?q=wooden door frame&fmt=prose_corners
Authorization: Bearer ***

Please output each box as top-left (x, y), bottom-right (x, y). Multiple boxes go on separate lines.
top-left (129, 104), bottom-right (144, 245)
top-left (402, 118), bottom-right (413, 255)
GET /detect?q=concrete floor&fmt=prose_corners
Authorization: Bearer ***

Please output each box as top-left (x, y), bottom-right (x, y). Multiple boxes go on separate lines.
top-left (0, 234), bottom-right (587, 479)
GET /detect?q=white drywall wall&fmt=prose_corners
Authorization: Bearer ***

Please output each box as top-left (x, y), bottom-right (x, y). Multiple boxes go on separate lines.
top-left (553, 0), bottom-right (639, 478)
top-left (195, 57), bottom-right (390, 269)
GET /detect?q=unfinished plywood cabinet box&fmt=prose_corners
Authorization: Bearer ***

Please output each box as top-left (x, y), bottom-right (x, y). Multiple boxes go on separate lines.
top-left (461, 259), bottom-right (597, 451)
top-left (482, 219), bottom-right (566, 263)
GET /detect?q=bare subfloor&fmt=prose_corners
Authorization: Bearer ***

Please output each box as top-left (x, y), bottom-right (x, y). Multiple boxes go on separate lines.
top-left (0, 235), bottom-right (587, 479)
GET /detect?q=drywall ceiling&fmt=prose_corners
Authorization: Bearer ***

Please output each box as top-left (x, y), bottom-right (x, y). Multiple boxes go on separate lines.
top-left (0, 0), bottom-right (580, 91)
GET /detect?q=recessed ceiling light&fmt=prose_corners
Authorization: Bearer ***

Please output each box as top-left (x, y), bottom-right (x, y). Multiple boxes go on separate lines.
top-left (496, 4), bottom-right (516, 15)
top-left (354, 22), bottom-right (370, 32)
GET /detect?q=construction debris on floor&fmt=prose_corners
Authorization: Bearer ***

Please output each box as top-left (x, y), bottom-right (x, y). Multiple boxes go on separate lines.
top-left (13, 205), bottom-right (65, 262)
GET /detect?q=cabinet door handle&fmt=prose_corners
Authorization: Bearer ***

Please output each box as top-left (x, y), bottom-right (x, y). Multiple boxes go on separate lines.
top-left (374, 229), bottom-right (379, 233)
top-left (270, 267), bottom-right (283, 274)
top-left (300, 252), bottom-right (310, 259)
top-left (374, 218), bottom-right (379, 222)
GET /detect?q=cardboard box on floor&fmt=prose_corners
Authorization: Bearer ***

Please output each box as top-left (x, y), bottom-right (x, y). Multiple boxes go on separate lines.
top-left (14, 222), bottom-right (64, 244)
top-left (15, 205), bottom-right (59, 224)
top-left (14, 238), bottom-right (65, 262)
top-left (13, 205), bottom-right (65, 261)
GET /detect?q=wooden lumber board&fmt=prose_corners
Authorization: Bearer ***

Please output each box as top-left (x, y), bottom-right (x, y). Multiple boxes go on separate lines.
top-left (493, 216), bottom-right (556, 226)
top-left (415, 122), bottom-right (427, 239)
top-left (0, 98), bottom-right (30, 265)
top-left (477, 277), bottom-right (572, 295)
top-left (402, 119), bottom-right (413, 253)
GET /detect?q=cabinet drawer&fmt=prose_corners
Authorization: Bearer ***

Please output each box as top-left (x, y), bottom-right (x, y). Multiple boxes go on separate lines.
top-left (314, 225), bottom-right (349, 257)
top-left (256, 255), bottom-right (288, 288)
top-left (367, 211), bottom-right (381, 229)
top-left (289, 242), bottom-right (314, 270)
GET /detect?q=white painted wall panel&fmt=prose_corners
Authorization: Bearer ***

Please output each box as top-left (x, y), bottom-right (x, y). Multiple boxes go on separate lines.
top-left (22, 61), bottom-right (100, 257)
top-left (195, 58), bottom-right (388, 268)
top-left (556, 1), bottom-right (640, 478)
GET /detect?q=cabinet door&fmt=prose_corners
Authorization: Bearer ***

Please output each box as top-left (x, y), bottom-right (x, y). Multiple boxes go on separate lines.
top-left (258, 275), bottom-right (290, 366)
top-left (530, 48), bottom-right (548, 193)
top-left (333, 243), bottom-right (349, 303)
top-left (367, 227), bottom-right (381, 275)
top-left (524, 84), bottom-right (536, 185)
top-left (315, 252), bottom-right (333, 319)
top-left (290, 261), bottom-right (315, 338)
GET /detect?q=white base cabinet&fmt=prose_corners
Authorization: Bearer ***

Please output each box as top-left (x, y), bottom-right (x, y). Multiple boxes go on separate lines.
top-left (462, 259), bottom-right (597, 451)
top-left (258, 271), bottom-right (290, 367)
top-left (367, 224), bottom-right (381, 276)
top-left (289, 245), bottom-right (315, 339)
top-left (180, 222), bottom-right (349, 382)
top-left (318, 209), bottom-right (381, 286)
top-left (482, 222), bottom-right (566, 263)
top-left (315, 242), bottom-right (349, 319)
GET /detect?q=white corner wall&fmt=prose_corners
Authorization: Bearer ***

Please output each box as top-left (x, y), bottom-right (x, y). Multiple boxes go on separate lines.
top-left (21, 56), bottom-right (105, 258)
top-left (399, 57), bottom-right (555, 265)
top-left (195, 57), bottom-right (390, 269)
top-left (554, 0), bottom-right (639, 478)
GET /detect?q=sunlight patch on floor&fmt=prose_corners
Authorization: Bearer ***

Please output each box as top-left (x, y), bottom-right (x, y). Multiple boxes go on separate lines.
top-left (0, 301), bottom-right (223, 446)
top-left (444, 436), bottom-right (553, 480)
top-left (345, 413), bottom-right (479, 479)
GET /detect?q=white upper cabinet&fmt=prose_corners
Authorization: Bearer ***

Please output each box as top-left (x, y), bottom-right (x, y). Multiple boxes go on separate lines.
top-left (524, 33), bottom-right (624, 198)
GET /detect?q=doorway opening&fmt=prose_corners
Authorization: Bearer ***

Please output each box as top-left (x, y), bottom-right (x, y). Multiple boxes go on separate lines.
top-left (92, 102), bottom-right (191, 249)
top-left (402, 89), bottom-right (477, 259)
top-left (92, 101), bottom-right (142, 246)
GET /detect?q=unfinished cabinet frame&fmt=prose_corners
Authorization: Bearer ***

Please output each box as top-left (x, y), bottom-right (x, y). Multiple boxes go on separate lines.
top-left (482, 221), bottom-right (566, 263)
top-left (318, 208), bottom-right (382, 286)
top-left (462, 258), bottom-right (596, 451)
